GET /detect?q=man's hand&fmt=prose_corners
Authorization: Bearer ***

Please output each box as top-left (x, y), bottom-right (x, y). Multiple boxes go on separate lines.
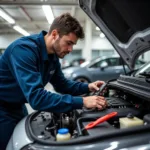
top-left (83, 96), bottom-right (107, 110)
top-left (88, 80), bottom-right (105, 92)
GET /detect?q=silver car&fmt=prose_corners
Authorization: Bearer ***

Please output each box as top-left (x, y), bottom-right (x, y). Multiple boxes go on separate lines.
top-left (63, 56), bottom-right (145, 83)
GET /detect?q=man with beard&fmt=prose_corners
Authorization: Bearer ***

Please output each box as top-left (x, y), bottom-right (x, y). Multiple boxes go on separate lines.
top-left (0, 13), bottom-right (107, 149)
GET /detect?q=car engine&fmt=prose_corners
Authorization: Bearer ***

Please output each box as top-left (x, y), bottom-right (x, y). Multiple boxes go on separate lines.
top-left (27, 75), bottom-right (150, 143)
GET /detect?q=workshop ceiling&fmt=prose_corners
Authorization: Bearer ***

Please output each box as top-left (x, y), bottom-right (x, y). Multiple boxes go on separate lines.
top-left (0, 0), bottom-right (100, 36)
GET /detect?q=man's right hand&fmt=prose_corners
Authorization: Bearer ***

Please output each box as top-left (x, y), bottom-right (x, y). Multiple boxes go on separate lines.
top-left (83, 96), bottom-right (107, 110)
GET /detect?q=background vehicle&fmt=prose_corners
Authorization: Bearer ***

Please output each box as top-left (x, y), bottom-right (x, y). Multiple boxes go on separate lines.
top-left (7, 0), bottom-right (150, 150)
top-left (63, 55), bottom-right (145, 83)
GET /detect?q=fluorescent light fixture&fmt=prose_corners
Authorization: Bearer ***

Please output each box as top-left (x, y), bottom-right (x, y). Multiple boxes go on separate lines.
top-left (96, 26), bottom-right (100, 30)
top-left (100, 32), bottom-right (105, 38)
top-left (13, 25), bottom-right (30, 36)
top-left (0, 9), bottom-right (15, 24)
top-left (42, 5), bottom-right (54, 24)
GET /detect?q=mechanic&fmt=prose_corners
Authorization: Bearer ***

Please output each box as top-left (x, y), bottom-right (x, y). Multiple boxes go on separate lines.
top-left (0, 13), bottom-right (107, 149)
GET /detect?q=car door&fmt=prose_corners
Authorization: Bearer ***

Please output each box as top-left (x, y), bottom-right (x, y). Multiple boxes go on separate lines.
top-left (87, 57), bottom-right (126, 81)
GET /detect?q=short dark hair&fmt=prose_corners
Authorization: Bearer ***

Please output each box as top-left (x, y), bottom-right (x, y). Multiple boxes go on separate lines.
top-left (49, 13), bottom-right (84, 39)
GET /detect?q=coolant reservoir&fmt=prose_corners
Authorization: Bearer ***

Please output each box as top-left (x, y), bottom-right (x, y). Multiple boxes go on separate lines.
top-left (56, 128), bottom-right (71, 141)
top-left (119, 117), bottom-right (143, 129)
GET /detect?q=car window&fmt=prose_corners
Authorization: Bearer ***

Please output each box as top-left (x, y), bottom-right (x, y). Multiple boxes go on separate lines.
top-left (134, 59), bottom-right (146, 69)
top-left (135, 60), bottom-right (145, 65)
top-left (108, 58), bottom-right (121, 66)
top-left (89, 59), bottom-right (109, 68)
top-left (89, 57), bottom-right (121, 68)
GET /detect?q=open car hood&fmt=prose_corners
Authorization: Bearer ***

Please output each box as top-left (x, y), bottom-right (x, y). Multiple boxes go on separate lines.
top-left (79, 0), bottom-right (150, 70)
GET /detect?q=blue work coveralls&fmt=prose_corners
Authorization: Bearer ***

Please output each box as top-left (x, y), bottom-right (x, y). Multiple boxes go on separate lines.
top-left (0, 31), bottom-right (89, 149)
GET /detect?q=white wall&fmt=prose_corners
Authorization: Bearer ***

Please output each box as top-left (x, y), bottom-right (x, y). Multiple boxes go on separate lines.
top-left (73, 36), bottom-right (115, 50)
top-left (91, 37), bottom-right (114, 50)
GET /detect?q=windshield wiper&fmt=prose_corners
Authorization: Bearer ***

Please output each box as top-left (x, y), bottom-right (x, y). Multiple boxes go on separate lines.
top-left (139, 72), bottom-right (150, 78)
top-left (127, 69), bottom-right (138, 76)
top-left (139, 72), bottom-right (150, 83)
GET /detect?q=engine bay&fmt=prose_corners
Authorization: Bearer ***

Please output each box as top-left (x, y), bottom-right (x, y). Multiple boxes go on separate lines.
top-left (27, 76), bottom-right (150, 143)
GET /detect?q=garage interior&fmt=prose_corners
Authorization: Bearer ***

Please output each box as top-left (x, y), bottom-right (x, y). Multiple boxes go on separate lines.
top-left (1, 1), bottom-right (150, 150)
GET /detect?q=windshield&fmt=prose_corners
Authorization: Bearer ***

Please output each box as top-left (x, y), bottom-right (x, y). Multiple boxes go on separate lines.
top-left (80, 61), bottom-right (90, 67)
top-left (134, 61), bottom-right (150, 77)
top-left (80, 57), bottom-right (102, 68)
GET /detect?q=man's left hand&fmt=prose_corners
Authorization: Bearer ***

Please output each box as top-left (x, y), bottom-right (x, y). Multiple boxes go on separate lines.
top-left (88, 80), bottom-right (105, 92)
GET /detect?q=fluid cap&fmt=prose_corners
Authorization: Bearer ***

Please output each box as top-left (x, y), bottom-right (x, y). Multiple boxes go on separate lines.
top-left (58, 128), bottom-right (69, 134)
top-left (127, 113), bottom-right (134, 119)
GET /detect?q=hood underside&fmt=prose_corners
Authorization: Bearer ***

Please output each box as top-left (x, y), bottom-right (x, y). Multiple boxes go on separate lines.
top-left (79, 0), bottom-right (150, 70)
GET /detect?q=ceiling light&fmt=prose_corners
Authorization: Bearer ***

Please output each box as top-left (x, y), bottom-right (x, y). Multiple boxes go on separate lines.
top-left (96, 26), bottom-right (100, 31)
top-left (13, 25), bottom-right (30, 36)
top-left (0, 9), bottom-right (15, 24)
top-left (42, 5), bottom-right (54, 24)
top-left (100, 32), bottom-right (105, 38)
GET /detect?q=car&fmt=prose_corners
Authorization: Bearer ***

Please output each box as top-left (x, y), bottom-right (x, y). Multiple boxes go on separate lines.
top-left (7, 0), bottom-right (150, 150)
top-left (63, 55), bottom-right (145, 83)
